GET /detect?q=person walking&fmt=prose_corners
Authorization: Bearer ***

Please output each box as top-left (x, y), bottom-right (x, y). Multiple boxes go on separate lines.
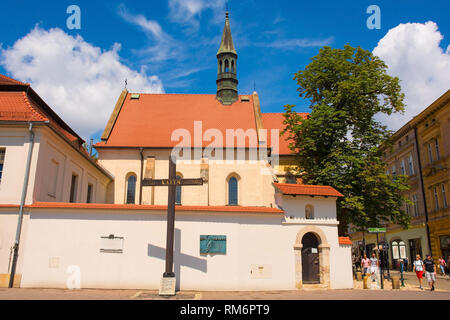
top-left (438, 257), bottom-right (446, 276)
top-left (370, 253), bottom-right (379, 284)
top-left (413, 254), bottom-right (424, 290)
top-left (424, 254), bottom-right (436, 291)
top-left (361, 254), bottom-right (370, 277)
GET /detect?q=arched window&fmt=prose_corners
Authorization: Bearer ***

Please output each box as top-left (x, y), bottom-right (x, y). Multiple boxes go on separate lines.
top-left (219, 60), bottom-right (223, 73)
top-left (175, 174), bottom-right (182, 205)
top-left (228, 176), bottom-right (238, 205)
top-left (305, 205), bottom-right (314, 219)
top-left (231, 60), bottom-right (235, 73)
top-left (126, 174), bottom-right (137, 204)
top-left (225, 59), bottom-right (230, 73)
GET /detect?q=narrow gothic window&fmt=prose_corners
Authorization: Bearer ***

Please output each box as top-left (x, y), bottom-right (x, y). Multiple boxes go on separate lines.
top-left (219, 60), bottom-right (223, 73)
top-left (126, 174), bottom-right (137, 204)
top-left (228, 176), bottom-right (238, 205)
top-left (225, 59), bottom-right (230, 72)
top-left (231, 60), bottom-right (235, 73)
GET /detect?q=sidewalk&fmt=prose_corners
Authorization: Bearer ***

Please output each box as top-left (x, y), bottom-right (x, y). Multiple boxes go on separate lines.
top-left (1, 284), bottom-right (449, 300)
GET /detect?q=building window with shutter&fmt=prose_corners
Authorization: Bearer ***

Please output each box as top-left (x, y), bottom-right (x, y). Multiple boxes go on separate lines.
top-left (408, 155), bottom-right (414, 175)
top-left (434, 187), bottom-right (439, 210)
top-left (412, 194), bottom-right (418, 217)
top-left (401, 160), bottom-right (406, 175)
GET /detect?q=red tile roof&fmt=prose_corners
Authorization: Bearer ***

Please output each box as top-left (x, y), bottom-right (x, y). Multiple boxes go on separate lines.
top-left (261, 112), bottom-right (308, 155)
top-left (28, 202), bottom-right (284, 214)
top-left (339, 237), bottom-right (352, 245)
top-left (96, 93), bottom-right (261, 148)
top-left (274, 183), bottom-right (344, 197)
top-left (0, 74), bottom-right (112, 180)
top-left (0, 91), bottom-right (78, 143)
top-left (0, 74), bottom-right (28, 86)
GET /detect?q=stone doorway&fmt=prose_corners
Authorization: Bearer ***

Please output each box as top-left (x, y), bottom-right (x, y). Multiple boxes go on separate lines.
top-left (294, 226), bottom-right (330, 289)
top-left (301, 233), bottom-right (320, 284)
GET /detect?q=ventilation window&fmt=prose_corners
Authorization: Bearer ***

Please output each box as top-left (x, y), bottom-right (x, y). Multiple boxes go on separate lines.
top-left (240, 96), bottom-right (250, 102)
top-left (131, 94), bottom-right (140, 100)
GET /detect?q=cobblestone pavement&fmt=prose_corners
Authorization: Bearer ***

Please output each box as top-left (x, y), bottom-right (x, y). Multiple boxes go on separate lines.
top-left (0, 285), bottom-right (449, 300)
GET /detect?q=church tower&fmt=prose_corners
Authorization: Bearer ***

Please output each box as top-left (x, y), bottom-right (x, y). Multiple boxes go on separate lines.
top-left (216, 11), bottom-right (238, 105)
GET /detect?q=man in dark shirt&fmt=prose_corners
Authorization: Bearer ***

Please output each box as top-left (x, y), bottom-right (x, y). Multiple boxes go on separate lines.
top-left (424, 254), bottom-right (436, 291)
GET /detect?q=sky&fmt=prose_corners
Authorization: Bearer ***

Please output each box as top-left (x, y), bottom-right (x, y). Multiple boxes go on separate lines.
top-left (0, 0), bottom-right (449, 142)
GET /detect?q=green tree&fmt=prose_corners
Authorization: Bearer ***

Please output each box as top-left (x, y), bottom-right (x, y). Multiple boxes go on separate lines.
top-left (283, 44), bottom-right (411, 235)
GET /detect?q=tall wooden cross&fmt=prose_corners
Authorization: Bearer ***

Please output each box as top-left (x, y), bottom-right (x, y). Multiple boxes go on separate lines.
top-left (142, 156), bottom-right (203, 295)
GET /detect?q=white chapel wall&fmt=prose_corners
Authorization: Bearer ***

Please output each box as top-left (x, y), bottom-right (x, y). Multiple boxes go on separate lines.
top-left (20, 207), bottom-right (353, 290)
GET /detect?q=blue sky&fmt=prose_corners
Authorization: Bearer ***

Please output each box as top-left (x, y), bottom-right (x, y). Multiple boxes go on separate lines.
top-left (0, 0), bottom-right (449, 141)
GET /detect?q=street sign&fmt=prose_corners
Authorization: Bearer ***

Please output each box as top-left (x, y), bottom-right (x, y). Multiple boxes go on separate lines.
top-left (368, 227), bottom-right (386, 233)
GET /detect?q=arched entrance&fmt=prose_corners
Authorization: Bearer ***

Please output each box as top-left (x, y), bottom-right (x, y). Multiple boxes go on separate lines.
top-left (302, 232), bottom-right (320, 284)
top-left (294, 226), bottom-right (330, 288)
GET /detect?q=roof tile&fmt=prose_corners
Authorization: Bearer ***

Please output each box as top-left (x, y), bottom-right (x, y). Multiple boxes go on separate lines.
top-left (274, 183), bottom-right (344, 197)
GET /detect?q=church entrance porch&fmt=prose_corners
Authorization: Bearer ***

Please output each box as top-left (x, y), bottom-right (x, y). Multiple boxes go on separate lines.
top-left (294, 227), bottom-right (331, 289)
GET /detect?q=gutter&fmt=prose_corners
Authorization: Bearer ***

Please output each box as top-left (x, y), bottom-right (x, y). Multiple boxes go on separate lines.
top-left (9, 122), bottom-right (35, 288)
top-left (139, 148), bottom-right (144, 205)
top-left (414, 127), bottom-right (432, 255)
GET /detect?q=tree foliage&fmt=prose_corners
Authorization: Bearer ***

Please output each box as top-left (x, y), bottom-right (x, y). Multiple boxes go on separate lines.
top-left (283, 44), bottom-right (411, 234)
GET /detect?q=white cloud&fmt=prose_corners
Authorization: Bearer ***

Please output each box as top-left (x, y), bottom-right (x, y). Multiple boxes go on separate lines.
top-left (118, 4), bottom-right (181, 62)
top-left (373, 21), bottom-right (450, 131)
top-left (0, 27), bottom-right (163, 139)
top-left (168, 0), bottom-right (226, 31)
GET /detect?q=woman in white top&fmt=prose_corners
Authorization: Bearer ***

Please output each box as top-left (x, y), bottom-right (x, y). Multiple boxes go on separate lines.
top-left (413, 254), bottom-right (424, 290)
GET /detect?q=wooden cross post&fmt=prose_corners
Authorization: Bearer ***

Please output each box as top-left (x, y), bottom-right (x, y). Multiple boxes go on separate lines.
top-left (142, 156), bottom-right (203, 295)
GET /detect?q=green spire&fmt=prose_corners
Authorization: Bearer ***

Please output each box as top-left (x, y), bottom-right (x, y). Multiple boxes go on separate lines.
top-left (217, 11), bottom-right (236, 55)
top-left (216, 11), bottom-right (238, 105)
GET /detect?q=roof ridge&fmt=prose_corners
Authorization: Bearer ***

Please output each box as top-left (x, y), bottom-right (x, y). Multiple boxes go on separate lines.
top-left (21, 91), bottom-right (47, 121)
top-left (0, 74), bottom-right (29, 86)
top-left (275, 183), bottom-right (335, 188)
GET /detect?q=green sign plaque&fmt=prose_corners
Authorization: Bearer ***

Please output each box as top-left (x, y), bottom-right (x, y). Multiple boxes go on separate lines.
top-left (368, 227), bottom-right (386, 233)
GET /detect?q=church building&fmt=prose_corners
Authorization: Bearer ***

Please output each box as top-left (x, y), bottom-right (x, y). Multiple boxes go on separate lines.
top-left (0, 12), bottom-right (353, 290)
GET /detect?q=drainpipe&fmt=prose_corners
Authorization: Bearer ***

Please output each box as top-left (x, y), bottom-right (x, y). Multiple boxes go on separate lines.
top-left (139, 148), bottom-right (144, 205)
top-left (414, 127), bottom-right (432, 255)
top-left (9, 122), bottom-right (35, 288)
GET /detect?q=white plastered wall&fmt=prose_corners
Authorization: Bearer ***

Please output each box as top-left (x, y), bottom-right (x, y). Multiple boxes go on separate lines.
top-left (20, 203), bottom-right (353, 290)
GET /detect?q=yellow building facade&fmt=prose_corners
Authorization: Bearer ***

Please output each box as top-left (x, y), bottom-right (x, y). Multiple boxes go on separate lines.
top-left (349, 90), bottom-right (450, 268)
top-left (411, 90), bottom-right (450, 262)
